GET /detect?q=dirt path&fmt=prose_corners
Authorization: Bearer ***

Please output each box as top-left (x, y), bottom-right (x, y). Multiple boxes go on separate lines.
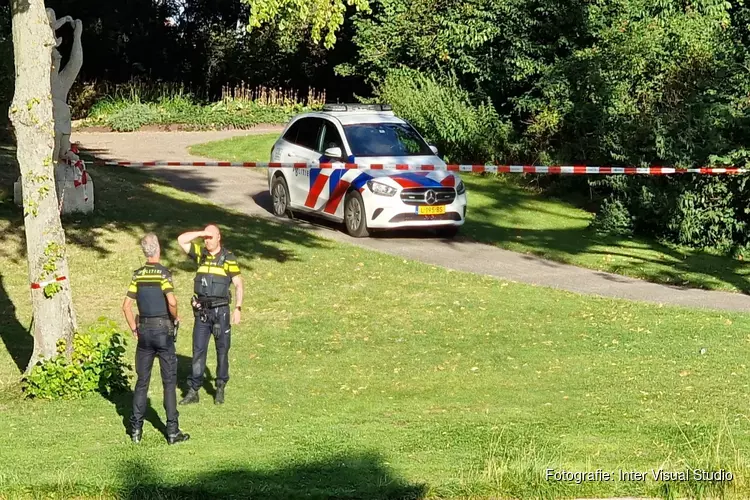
top-left (75, 128), bottom-right (750, 313)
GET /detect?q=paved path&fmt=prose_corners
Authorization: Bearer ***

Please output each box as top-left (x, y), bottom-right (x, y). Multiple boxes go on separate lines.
top-left (75, 128), bottom-right (750, 313)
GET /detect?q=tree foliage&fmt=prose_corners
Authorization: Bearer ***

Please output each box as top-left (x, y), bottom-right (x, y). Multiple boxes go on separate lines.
top-left (244, 0), bottom-right (371, 48)
top-left (344, 0), bottom-right (750, 251)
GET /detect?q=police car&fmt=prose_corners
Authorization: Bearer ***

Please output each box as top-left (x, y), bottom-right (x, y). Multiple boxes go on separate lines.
top-left (267, 104), bottom-right (468, 238)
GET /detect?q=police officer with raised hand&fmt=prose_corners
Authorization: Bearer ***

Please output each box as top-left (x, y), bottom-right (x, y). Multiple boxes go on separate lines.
top-left (122, 232), bottom-right (190, 445)
top-left (177, 224), bottom-right (243, 406)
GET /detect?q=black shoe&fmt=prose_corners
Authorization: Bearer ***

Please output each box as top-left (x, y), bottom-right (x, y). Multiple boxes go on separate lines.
top-left (179, 388), bottom-right (199, 405)
top-left (167, 431), bottom-right (190, 445)
top-left (131, 428), bottom-right (142, 443)
top-left (215, 386), bottom-right (225, 405)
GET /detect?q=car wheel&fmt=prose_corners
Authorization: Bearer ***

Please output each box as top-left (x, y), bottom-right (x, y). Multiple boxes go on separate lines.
top-left (344, 190), bottom-right (369, 238)
top-left (436, 226), bottom-right (459, 239)
top-left (271, 176), bottom-right (291, 217)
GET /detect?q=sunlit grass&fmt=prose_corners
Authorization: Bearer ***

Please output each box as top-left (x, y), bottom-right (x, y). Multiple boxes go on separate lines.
top-left (0, 143), bottom-right (748, 498)
top-left (191, 133), bottom-right (750, 293)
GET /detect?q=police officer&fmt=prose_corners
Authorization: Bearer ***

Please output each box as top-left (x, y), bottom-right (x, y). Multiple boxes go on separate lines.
top-left (121, 232), bottom-right (190, 444)
top-left (177, 224), bottom-right (243, 405)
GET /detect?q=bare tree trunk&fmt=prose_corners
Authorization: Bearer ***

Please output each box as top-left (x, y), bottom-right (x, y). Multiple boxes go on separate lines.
top-left (9, 0), bottom-right (77, 374)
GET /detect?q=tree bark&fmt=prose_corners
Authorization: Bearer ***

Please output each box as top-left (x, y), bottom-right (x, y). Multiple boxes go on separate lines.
top-left (9, 0), bottom-right (77, 374)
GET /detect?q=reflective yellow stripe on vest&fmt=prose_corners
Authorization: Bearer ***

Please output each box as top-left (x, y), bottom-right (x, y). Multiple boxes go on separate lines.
top-left (196, 265), bottom-right (229, 276)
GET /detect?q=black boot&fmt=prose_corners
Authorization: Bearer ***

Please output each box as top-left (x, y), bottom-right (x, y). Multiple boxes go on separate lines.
top-left (131, 427), bottom-right (142, 443)
top-left (167, 430), bottom-right (190, 445)
top-left (215, 385), bottom-right (225, 405)
top-left (179, 388), bottom-right (199, 405)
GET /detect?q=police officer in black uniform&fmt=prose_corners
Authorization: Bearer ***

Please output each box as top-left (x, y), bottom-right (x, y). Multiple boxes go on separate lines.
top-left (122, 232), bottom-right (190, 444)
top-left (177, 224), bottom-right (243, 405)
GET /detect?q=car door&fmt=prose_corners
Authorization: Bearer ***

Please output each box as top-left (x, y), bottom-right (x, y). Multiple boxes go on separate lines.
top-left (281, 117), bottom-right (324, 208)
top-left (315, 119), bottom-right (350, 218)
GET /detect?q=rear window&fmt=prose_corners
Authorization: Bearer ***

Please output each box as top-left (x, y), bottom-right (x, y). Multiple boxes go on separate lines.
top-left (343, 123), bottom-right (433, 157)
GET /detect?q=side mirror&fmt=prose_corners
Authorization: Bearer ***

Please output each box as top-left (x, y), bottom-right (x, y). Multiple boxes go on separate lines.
top-left (429, 145), bottom-right (439, 155)
top-left (324, 147), bottom-right (343, 159)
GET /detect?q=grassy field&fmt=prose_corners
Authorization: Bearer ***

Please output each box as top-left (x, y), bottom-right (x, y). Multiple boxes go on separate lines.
top-left (189, 133), bottom-right (750, 294)
top-left (0, 139), bottom-right (750, 499)
top-left (189, 133), bottom-right (278, 163)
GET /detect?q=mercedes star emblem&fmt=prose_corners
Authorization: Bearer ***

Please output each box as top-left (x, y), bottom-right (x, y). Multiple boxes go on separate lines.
top-left (425, 190), bottom-right (437, 205)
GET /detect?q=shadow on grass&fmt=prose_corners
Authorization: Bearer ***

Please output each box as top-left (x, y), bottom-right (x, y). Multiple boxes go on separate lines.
top-left (103, 353), bottom-right (213, 441)
top-left (0, 274), bottom-right (32, 373)
top-left (461, 173), bottom-right (750, 293)
top-left (0, 143), bottom-right (331, 273)
top-left (176, 352), bottom-right (215, 400)
top-left (116, 457), bottom-right (427, 500)
top-left (103, 388), bottom-right (168, 440)
top-left (11, 454), bottom-right (428, 499)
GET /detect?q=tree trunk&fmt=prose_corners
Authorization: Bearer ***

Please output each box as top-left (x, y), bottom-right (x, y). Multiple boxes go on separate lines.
top-left (9, 0), bottom-right (77, 374)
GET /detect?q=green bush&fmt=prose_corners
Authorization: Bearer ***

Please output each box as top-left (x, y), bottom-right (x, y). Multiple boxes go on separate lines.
top-left (23, 319), bottom-right (131, 400)
top-left (374, 68), bottom-right (513, 164)
top-left (586, 173), bottom-right (750, 254)
top-left (84, 96), bottom-right (301, 132)
top-left (107, 103), bottom-right (163, 132)
top-left (78, 81), bottom-right (324, 132)
top-left (589, 197), bottom-right (634, 236)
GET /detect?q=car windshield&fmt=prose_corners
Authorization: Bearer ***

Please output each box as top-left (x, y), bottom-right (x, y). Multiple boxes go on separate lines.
top-left (343, 123), bottom-right (433, 157)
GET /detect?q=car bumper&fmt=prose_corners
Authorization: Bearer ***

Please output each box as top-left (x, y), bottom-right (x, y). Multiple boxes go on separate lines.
top-left (364, 193), bottom-right (468, 229)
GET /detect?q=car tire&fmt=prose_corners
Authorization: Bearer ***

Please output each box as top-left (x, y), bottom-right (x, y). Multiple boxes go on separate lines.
top-left (344, 190), bottom-right (369, 238)
top-left (436, 226), bottom-right (459, 239)
top-left (271, 175), bottom-right (291, 218)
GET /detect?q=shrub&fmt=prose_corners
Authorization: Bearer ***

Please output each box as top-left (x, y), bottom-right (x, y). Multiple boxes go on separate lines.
top-left (589, 197), bottom-right (633, 236)
top-left (76, 79), bottom-right (326, 131)
top-left (23, 318), bottom-right (131, 400)
top-left (586, 172), bottom-right (750, 254)
top-left (374, 68), bottom-right (513, 164)
top-left (107, 103), bottom-right (163, 132)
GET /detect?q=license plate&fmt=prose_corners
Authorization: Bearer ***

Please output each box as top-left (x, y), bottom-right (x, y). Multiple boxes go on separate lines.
top-left (418, 205), bottom-right (446, 215)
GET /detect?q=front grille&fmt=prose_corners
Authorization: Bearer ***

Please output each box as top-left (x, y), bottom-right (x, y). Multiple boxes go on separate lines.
top-left (400, 187), bottom-right (456, 206)
top-left (389, 212), bottom-right (462, 223)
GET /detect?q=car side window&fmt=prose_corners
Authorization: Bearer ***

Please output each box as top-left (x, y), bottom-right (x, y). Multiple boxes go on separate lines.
top-left (294, 118), bottom-right (323, 151)
top-left (319, 120), bottom-right (344, 153)
top-left (282, 121), bottom-right (302, 144)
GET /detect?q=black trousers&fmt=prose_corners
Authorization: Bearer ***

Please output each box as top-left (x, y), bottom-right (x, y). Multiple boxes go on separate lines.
top-left (189, 304), bottom-right (231, 391)
top-left (131, 321), bottom-right (179, 435)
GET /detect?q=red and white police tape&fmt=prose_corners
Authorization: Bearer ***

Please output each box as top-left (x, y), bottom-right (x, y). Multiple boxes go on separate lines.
top-left (90, 160), bottom-right (748, 175)
top-left (30, 276), bottom-right (67, 290)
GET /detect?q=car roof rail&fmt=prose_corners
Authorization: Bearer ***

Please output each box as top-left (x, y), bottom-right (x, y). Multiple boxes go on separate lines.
top-left (322, 103), bottom-right (393, 112)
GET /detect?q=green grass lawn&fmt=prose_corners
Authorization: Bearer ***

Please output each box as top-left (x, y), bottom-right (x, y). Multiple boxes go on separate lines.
top-left (188, 133), bottom-right (750, 294)
top-left (189, 133), bottom-right (278, 163)
top-left (0, 140), bottom-right (750, 499)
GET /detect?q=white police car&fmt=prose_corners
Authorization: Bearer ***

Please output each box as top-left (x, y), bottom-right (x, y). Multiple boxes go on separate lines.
top-left (267, 104), bottom-right (468, 238)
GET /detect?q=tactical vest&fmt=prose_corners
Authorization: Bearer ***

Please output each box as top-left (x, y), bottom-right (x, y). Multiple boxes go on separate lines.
top-left (194, 246), bottom-right (232, 299)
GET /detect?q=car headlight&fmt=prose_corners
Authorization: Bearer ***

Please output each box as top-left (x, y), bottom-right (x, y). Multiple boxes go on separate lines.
top-left (367, 180), bottom-right (397, 197)
top-left (456, 178), bottom-right (466, 195)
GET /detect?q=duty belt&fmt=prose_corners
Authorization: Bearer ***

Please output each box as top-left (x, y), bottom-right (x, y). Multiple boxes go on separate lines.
top-left (196, 296), bottom-right (229, 308)
top-left (139, 316), bottom-right (172, 328)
